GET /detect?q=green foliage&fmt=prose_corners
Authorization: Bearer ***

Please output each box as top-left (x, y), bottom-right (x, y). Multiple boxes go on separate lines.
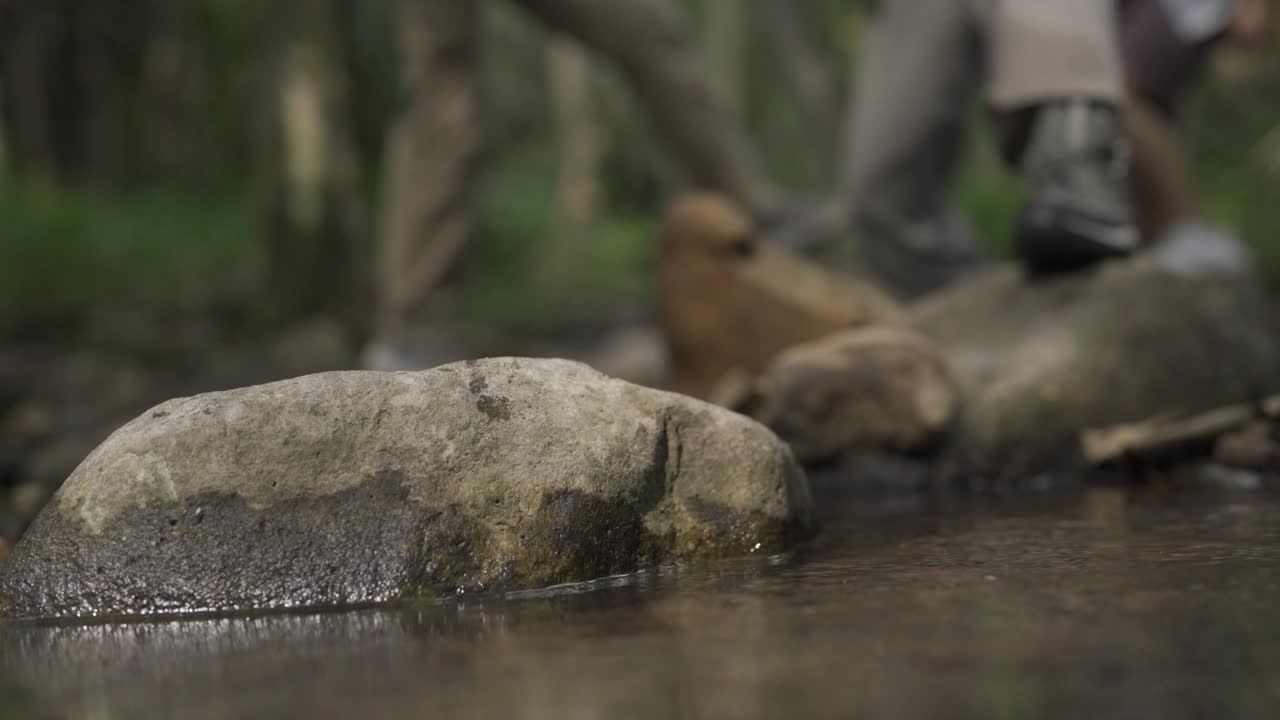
top-left (463, 147), bottom-right (656, 331)
top-left (2, 0), bottom-right (1278, 344)
top-left (955, 126), bottom-right (1025, 259)
top-left (1188, 69), bottom-right (1280, 282)
top-left (0, 176), bottom-right (249, 336)
top-left (0, 151), bottom-right (656, 342)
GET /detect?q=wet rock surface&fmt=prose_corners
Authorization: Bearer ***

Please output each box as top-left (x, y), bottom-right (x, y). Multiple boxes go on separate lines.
top-left (0, 358), bottom-right (812, 619)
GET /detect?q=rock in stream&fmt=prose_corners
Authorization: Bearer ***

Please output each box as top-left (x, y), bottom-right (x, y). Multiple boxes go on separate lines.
top-left (0, 358), bottom-right (813, 619)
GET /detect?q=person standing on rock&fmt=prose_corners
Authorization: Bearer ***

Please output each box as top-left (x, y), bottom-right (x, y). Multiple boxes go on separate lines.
top-left (815, 0), bottom-right (1137, 298)
top-left (811, 0), bottom-right (1270, 299)
top-left (362, 0), bottom-right (777, 371)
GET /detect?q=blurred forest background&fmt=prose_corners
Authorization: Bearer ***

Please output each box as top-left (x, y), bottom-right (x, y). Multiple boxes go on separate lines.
top-left (1, 0), bottom-right (1279, 348)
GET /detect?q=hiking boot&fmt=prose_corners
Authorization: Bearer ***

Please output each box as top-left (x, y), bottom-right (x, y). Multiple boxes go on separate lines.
top-left (1015, 100), bottom-right (1140, 274)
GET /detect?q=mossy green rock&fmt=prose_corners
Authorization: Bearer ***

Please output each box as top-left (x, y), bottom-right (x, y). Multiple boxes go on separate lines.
top-left (0, 358), bottom-right (813, 619)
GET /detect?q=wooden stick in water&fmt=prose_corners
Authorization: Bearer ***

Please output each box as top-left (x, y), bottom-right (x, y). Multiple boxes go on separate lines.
top-left (1081, 395), bottom-right (1280, 465)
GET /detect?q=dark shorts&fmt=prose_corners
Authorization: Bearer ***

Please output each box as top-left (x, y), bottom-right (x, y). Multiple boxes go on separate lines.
top-left (1119, 0), bottom-right (1225, 117)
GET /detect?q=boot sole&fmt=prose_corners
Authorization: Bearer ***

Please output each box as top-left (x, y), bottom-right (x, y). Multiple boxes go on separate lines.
top-left (1015, 204), bottom-right (1138, 275)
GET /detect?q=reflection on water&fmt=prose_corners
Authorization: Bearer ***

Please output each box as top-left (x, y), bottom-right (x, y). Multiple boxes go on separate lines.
top-left (4, 487), bottom-right (1280, 719)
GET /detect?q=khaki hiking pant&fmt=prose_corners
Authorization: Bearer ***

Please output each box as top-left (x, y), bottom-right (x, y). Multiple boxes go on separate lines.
top-left (375, 0), bottom-right (771, 343)
top-left (840, 0), bottom-right (1125, 298)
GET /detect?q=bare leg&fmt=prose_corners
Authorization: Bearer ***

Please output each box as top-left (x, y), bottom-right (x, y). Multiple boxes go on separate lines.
top-left (1127, 93), bottom-right (1202, 241)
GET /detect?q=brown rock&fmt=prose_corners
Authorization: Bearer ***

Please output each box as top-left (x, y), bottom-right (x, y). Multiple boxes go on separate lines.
top-left (743, 327), bottom-right (958, 464)
top-left (1214, 422), bottom-right (1280, 469)
top-left (658, 193), bottom-right (902, 399)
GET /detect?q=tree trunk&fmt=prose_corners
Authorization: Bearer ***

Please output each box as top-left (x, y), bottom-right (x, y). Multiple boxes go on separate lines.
top-left (702, 0), bottom-right (746, 118)
top-left (135, 0), bottom-right (209, 182)
top-left (255, 0), bottom-right (369, 339)
top-left (0, 80), bottom-right (7, 176)
top-left (764, 0), bottom-right (842, 156)
top-left (1257, 123), bottom-right (1280, 179)
top-left (373, 0), bottom-right (481, 346)
top-left (4, 4), bottom-right (57, 181)
top-left (543, 34), bottom-right (603, 288)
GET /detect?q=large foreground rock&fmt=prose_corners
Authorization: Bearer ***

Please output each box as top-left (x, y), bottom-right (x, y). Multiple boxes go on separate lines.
top-left (0, 358), bottom-right (813, 619)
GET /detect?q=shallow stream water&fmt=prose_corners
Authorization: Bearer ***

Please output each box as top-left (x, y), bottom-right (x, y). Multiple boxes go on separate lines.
top-left (3, 484), bottom-right (1279, 719)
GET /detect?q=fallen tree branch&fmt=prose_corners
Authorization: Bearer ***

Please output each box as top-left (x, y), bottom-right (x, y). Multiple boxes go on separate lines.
top-left (1081, 395), bottom-right (1280, 465)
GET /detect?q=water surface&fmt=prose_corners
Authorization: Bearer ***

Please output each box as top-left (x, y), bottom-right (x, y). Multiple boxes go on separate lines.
top-left (4, 486), bottom-right (1279, 719)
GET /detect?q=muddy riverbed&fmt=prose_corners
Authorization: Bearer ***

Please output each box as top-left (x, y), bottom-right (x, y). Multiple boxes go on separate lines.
top-left (3, 484), bottom-right (1279, 719)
